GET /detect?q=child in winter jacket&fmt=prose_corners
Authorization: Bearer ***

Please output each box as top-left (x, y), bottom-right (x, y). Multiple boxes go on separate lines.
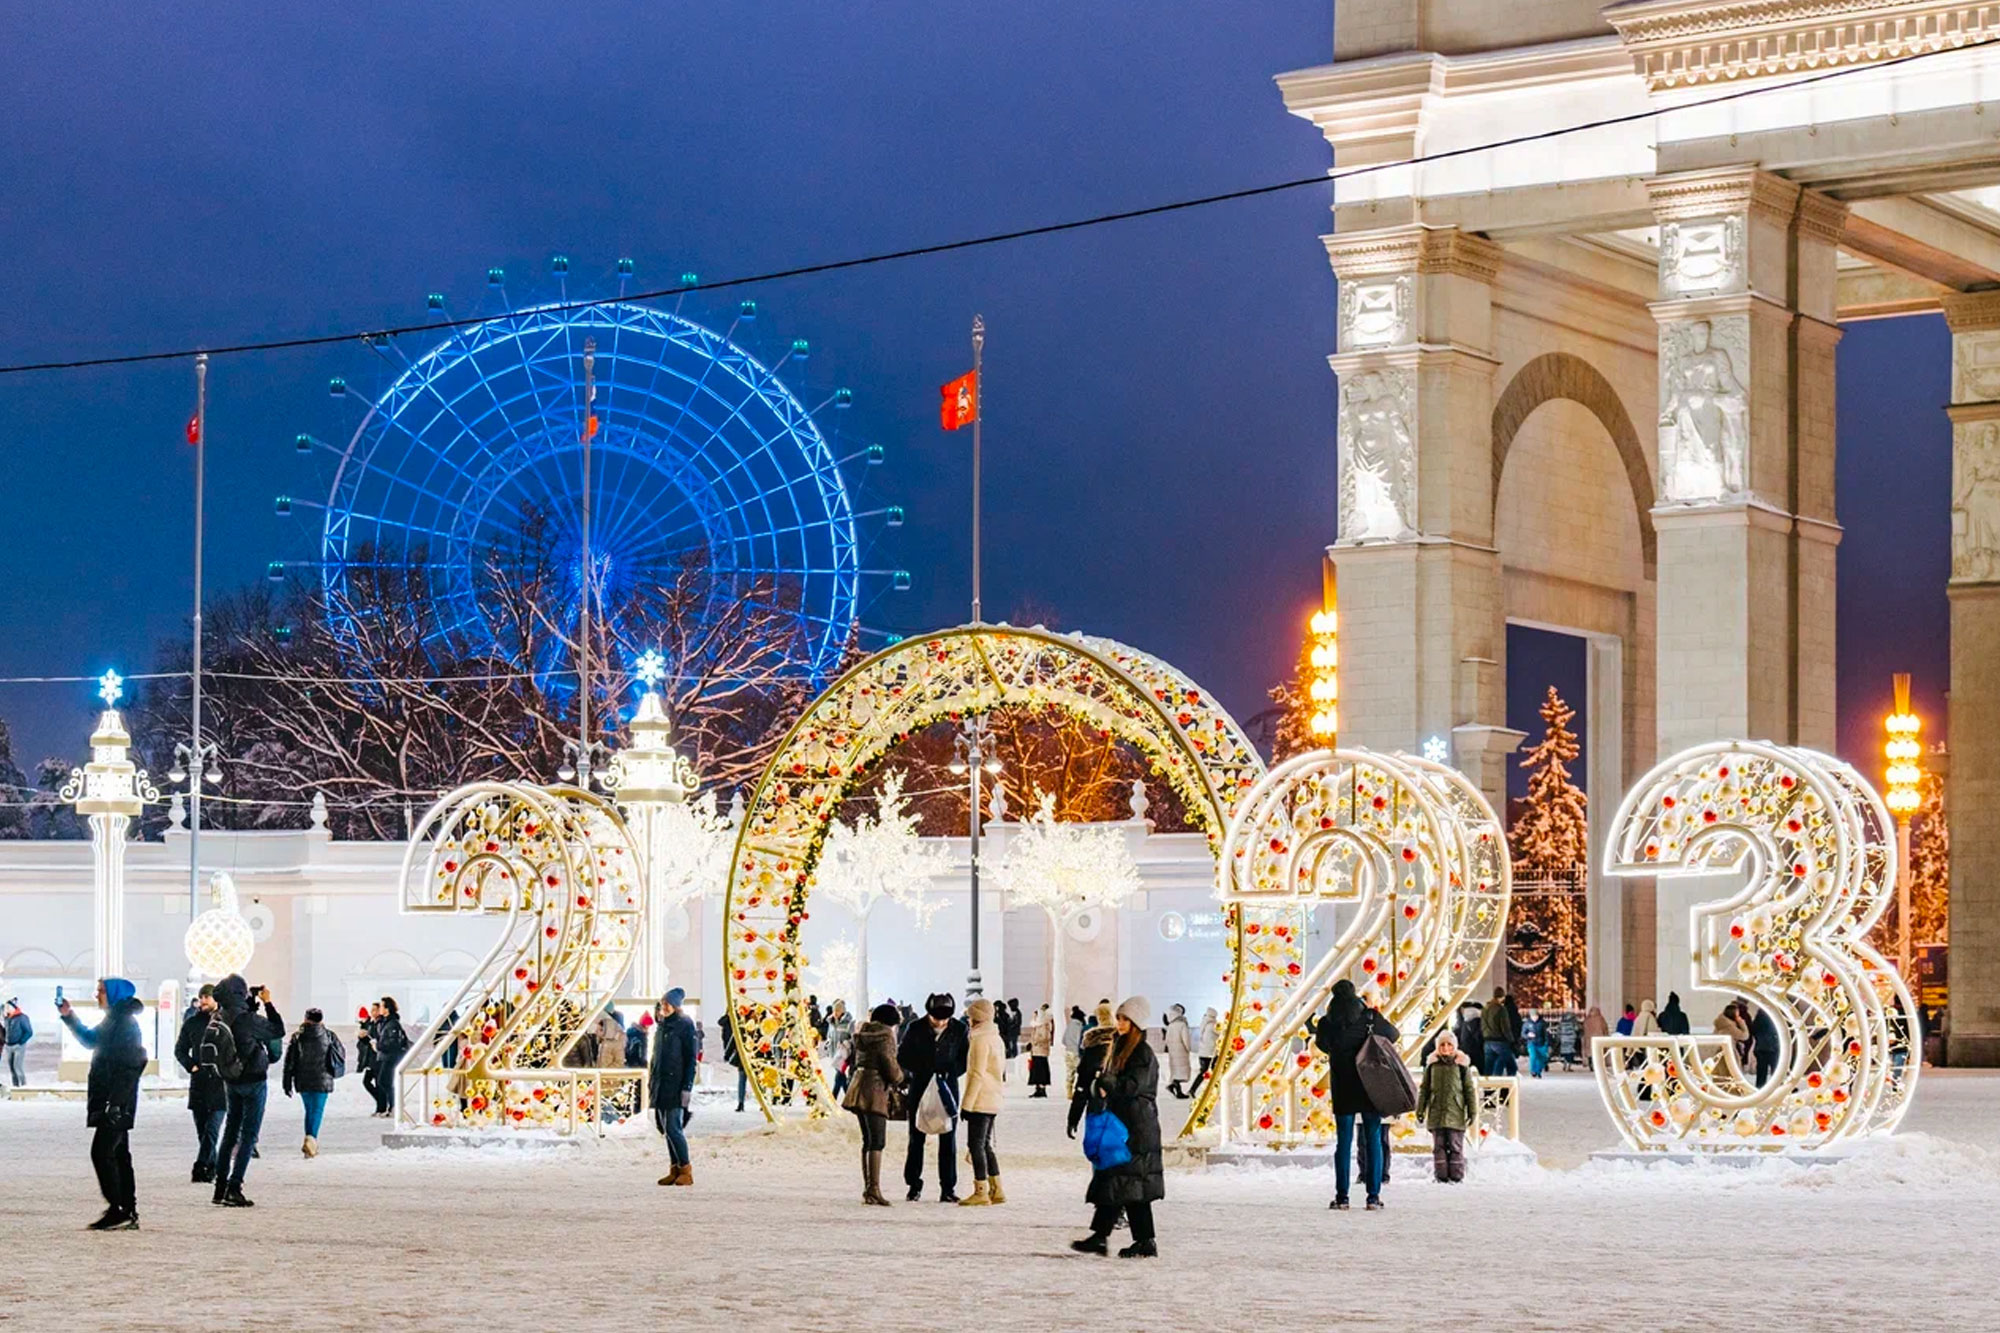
top-left (1415, 1030), bottom-right (1479, 1183)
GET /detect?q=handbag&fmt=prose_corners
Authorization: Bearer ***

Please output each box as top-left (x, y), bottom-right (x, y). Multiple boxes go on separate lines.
top-left (1081, 1109), bottom-right (1132, 1170)
top-left (1356, 1031), bottom-right (1419, 1117)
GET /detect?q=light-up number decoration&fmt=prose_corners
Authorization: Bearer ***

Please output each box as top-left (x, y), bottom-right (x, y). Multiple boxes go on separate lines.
top-left (395, 782), bottom-right (645, 1136)
top-left (1213, 748), bottom-right (1509, 1145)
top-left (721, 624), bottom-right (1272, 1121)
top-left (1598, 742), bottom-right (1920, 1151)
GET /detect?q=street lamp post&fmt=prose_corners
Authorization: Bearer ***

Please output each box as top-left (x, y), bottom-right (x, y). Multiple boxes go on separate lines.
top-left (1882, 673), bottom-right (1924, 980)
top-left (62, 671), bottom-right (161, 981)
top-left (951, 717), bottom-right (1002, 998)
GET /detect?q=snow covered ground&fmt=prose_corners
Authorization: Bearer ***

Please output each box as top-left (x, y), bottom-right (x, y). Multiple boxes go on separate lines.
top-left (3, 1068), bottom-right (1997, 1331)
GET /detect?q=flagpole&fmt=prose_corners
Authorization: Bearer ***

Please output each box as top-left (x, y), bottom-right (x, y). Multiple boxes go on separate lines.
top-left (578, 337), bottom-right (596, 783)
top-left (970, 314), bottom-right (984, 626)
top-left (189, 353), bottom-right (207, 936)
top-left (967, 313), bottom-right (985, 999)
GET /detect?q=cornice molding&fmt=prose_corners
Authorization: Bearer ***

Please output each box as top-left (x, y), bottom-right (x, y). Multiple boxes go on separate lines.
top-left (1322, 225), bottom-right (1505, 282)
top-left (1603, 0), bottom-right (2000, 90)
top-left (1646, 165), bottom-right (1803, 223)
top-left (1942, 288), bottom-right (2000, 331)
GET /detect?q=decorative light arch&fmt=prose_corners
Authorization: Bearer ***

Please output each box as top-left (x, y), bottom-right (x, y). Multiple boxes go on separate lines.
top-left (721, 623), bottom-right (1281, 1120)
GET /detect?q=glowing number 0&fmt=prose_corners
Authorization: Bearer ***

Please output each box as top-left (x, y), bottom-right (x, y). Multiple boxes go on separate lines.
top-left (1213, 748), bottom-right (1509, 1145)
top-left (394, 782), bottom-right (646, 1136)
top-left (1599, 742), bottom-right (1920, 1150)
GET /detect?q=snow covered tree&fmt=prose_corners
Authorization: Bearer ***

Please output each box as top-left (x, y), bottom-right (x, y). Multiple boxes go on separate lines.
top-left (1506, 686), bottom-right (1589, 1009)
top-left (1266, 629), bottom-right (1319, 761)
top-left (1509, 686), bottom-right (1589, 872)
top-left (985, 790), bottom-right (1142, 1022)
top-left (812, 771), bottom-right (951, 1007)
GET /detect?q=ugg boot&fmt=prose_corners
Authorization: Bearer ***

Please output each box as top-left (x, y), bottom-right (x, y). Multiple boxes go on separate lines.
top-left (657, 1163), bottom-right (693, 1187)
top-left (958, 1180), bottom-right (992, 1207)
top-left (987, 1173), bottom-right (1006, 1205)
top-left (302, 1136), bottom-right (317, 1158)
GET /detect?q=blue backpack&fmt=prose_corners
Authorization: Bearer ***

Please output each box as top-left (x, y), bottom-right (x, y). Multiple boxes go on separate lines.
top-left (1081, 1109), bottom-right (1132, 1171)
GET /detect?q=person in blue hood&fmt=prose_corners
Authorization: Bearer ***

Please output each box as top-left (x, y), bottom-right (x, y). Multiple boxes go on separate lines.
top-left (59, 977), bottom-right (148, 1230)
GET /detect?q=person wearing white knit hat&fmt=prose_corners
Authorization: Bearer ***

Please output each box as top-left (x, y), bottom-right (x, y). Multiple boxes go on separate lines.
top-left (1071, 995), bottom-right (1164, 1259)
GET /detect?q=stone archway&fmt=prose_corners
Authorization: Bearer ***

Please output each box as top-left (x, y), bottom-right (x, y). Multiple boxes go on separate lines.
top-left (1492, 351), bottom-right (1657, 577)
top-left (719, 624), bottom-right (1284, 1121)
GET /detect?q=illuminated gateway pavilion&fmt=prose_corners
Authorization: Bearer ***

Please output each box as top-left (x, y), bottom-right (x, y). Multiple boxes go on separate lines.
top-left (1282, 0), bottom-right (2000, 1061)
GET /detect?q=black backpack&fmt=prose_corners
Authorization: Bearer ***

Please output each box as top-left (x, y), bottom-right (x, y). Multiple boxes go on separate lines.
top-left (208, 1017), bottom-right (244, 1083)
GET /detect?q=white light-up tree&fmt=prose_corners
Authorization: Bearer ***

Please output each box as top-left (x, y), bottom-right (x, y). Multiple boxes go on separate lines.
top-left (812, 771), bottom-right (950, 1008)
top-left (985, 790), bottom-right (1142, 1025)
top-left (604, 649), bottom-right (736, 998)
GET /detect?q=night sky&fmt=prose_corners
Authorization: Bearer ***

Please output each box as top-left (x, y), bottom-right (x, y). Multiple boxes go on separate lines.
top-left (0, 3), bottom-right (1955, 790)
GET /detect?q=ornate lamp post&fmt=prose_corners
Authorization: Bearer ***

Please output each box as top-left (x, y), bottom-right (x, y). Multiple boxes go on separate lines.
top-left (602, 649), bottom-right (706, 999)
top-left (1306, 605), bottom-right (1339, 743)
top-left (62, 670), bottom-right (161, 981)
top-left (1882, 673), bottom-right (1925, 979)
top-left (949, 717), bottom-right (1003, 998)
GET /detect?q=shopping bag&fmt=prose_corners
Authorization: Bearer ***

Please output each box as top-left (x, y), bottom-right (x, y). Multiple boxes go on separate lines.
top-left (915, 1075), bottom-right (955, 1135)
top-left (1081, 1109), bottom-right (1132, 1170)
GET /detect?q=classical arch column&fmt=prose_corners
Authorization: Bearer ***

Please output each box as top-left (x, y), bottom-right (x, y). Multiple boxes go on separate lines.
top-left (1943, 290), bottom-right (2000, 1066)
top-left (1645, 166), bottom-right (1847, 996)
top-left (1324, 224), bottom-right (1523, 814)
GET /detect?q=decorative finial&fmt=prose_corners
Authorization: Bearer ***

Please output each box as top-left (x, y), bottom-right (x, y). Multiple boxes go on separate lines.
top-left (98, 669), bottom-right (124, 708)
top-left (633, 648), bottom-right (667, 690)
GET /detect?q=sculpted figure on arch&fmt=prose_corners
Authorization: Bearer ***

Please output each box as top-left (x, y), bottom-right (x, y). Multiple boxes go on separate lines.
top-left (1659, 321), bottom-right (1748, 503)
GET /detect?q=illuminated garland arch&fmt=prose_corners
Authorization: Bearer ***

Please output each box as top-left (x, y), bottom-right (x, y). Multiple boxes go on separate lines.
top-left (721, 623), bottom-right (1281, 1121)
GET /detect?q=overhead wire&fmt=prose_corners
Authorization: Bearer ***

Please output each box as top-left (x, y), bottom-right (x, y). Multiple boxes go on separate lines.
top-left (0, 35), bottom-right (1993, 379)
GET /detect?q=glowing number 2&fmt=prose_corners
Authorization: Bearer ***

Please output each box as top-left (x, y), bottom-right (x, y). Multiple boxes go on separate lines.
top-left (395, 782), bottom-right (646, 1136)
top-left (1214, 748), bottom-right (1509, 1144)
top-left (1599, 742), bottom-right (1920, 1150)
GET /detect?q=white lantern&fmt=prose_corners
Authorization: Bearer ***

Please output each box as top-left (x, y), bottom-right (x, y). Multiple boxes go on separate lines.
top-left (184, 871), bottom-right (255, 979)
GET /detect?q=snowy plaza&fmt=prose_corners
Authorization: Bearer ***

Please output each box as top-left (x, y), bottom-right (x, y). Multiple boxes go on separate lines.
top-left (4, 1070), bottom-right (1999, 1329)
top-left (10, 0), bottom-right (2000, 1328)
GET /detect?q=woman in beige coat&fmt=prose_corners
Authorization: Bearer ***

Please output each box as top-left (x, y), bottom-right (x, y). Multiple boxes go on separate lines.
top-left (959, 998), bottom-right (1008, 1206)
top-left (1025, 1004), bottom-right (1055, 1097)
top-left (1712, 1004), bottom-right (1751, 1077)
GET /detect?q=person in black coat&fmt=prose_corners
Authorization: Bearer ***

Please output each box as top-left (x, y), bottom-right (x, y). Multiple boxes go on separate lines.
top-left (719, 1010), bottom-right (747, 1113)
top-left (1748, 1005), bottom-right (1782, 1086)
top-left (897, 993), bottom-right (968, 1202)
top-left (1067, 1001), bottom-right (1117, 1138)
top-left (369, 996), bottom-right (410, 1117)
top-left (173, 983), bottom-right (229, 1184)
top-left (1313, 978), bottom-right (1399, 1211)
top-left (59, 977), bottom-right (147, 1230)
top-left (282, 1009), bottom-right (345, 1157)
top-left (211, 973), bottom-right (284, 1207)
top-left (1658, 992), bottom-right (1692, 1037)
top-left (649, 990), bottom-right (700, 1187)
top-left (1070, 995), bottom-right (1164, 1259)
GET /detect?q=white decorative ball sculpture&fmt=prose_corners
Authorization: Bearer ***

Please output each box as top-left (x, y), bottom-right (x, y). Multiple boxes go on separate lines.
top-left (184, 871), bottom-right (255, 979)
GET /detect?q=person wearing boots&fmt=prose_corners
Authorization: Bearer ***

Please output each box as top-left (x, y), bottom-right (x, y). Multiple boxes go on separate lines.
top-left (1025, 1003), bottom-right (1054, 1098)
top-left (846, 1003), bottom-right (904, 1205)
top-left (650, 989), bottom-right (699, 1187)
top-left (59, 978), bottom-right (147, 1231)
top-left (959, 998), bottom-right (1007, 1207)
top-left (898, 992), bottom-right (967, 1202)
top-left (1163, 1004), bottom-right (1193, 1099)
top-left (1071, 996), bottom-right (1164, 1259)
top-left (280, 1008), bottom-right (345, 1158)
top-left (211, 975), bottom-right (284, 1207)
top-left (173, 984), bottom-right (227, 1184)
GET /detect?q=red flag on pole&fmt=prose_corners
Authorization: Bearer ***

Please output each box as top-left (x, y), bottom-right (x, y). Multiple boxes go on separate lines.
top-left (939, 370), bottom-right (978, 431)
top-left (185, 412), bottom-right (201, 446)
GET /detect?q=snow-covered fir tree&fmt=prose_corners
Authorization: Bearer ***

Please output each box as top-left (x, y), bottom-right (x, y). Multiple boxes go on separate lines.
top-left (1509, 685), bottom-right (1589, 872)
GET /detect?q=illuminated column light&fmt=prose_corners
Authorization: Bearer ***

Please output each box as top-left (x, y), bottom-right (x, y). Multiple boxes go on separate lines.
top-left (1306, 606), bottom-right (1339, 741)
top-left (61, 670), bottom-right (161, 980)
top-left (1882, 673), bottom-right (1924, 979)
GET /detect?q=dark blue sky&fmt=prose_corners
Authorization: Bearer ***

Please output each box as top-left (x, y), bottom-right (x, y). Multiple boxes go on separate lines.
top-left (0, 3), bottom-right (1954, 784)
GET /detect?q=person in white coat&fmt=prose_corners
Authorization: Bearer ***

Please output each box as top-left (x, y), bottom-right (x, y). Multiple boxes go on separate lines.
top-left (1163, 1004), bottom-right (1194, 1098)
top-left (1025, 1004), bottom-right (1055, 1098)
top-left (959, 998), bottom-right (1007, 1206)
top-left (1195, 1008), bottom-right (1219, 1087)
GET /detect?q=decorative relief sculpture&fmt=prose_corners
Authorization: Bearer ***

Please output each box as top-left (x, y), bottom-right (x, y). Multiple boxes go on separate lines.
top-left (1953, 421), bottom-right (2000, 583)
top-left (1954, 330), bottom-right (2000, 404)
top-left (1338, 369), bottom-right (1417, 543)
top-left (1660, 216), bottom-right (1743, 296)
top-left (1658, 320), bottom-right (1749, 503)
top-left (1339, 276), bottom-right (1411, 350)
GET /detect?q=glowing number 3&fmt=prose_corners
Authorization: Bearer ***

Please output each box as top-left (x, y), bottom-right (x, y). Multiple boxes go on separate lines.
top-left (1213, 748), bottom-right (1509, 1144)
top-left (395, 782), bottom-right (645, 1136)
top-left (1600, 742), bottom-right (1920, 1150)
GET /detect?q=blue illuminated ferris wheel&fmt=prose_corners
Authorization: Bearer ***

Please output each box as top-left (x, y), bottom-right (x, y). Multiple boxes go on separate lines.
top-left (300, 273), bottom-right (903, 687)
